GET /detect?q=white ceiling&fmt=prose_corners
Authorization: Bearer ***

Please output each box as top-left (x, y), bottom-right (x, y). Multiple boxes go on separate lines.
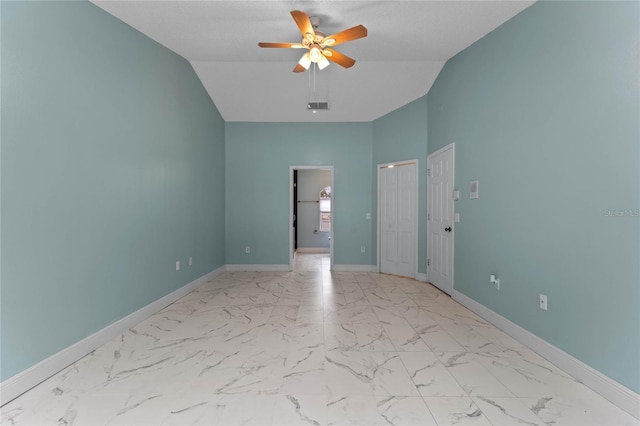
top-left (91, 1), bottom-right (534, 122)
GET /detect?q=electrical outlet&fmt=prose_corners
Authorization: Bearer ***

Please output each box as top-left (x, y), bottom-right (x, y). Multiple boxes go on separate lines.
top-left (189, 257), bottom-right (193, 266)
top-left (490, 274), bottom-right (500, 290)
top-left (361, 246), bottom-right (366, 253)
top-left (539, 294), bottom-right (548, 311)
top-left (245, 246), bottom-right (250, 254)
top-left (176, 261), bottom-right (181, 271)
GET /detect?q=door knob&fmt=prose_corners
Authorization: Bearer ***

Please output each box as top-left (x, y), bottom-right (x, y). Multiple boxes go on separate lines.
top-left (445, 226), bottom-right (452, 232)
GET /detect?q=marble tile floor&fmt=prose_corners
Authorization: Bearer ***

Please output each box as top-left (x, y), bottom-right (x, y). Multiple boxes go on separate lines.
top-left (2, 253), bottom-right (638, 426)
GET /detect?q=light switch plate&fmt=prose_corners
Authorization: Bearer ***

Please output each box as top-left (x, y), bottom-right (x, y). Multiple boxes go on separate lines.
top-left (470, 180), bottom-right (479, 199)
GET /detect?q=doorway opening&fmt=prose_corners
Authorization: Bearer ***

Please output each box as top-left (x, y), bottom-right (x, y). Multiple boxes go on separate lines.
top-left (289, 166), bottom-right (334, 271)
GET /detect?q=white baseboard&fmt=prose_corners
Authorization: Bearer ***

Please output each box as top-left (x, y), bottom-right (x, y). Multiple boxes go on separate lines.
top-left (453, 290), bottom-right (640, 420)
top-left (225, 264), bottom-right (290, 272)
top-left (296, 248), bottom-right (330, 253)
top-left (415, 272), bottom-right (427, 282)
top-left (332, 264), bottom-right (377, 272)
top-left (0, 266), bottom-right (225, 407)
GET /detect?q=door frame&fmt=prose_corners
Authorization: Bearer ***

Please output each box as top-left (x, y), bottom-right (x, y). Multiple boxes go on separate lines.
top-left (289, 165), bottom-right (334, 271)
top-left (426, 142), bottom-right (455, 294)
top-left (376, 159), bottom-right (419, 279)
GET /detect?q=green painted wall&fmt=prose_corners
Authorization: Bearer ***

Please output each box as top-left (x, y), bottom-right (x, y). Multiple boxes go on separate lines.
top-left (427, 1), bottom-right (639, 392)
top-left (2, 0), bottom-right (637, 400)
top-left (225, 122), bottom-right (373, 266)
top-left (372, 96), bottom-right (428, 272)
top-left (1, 1), bottom-right (226, 380)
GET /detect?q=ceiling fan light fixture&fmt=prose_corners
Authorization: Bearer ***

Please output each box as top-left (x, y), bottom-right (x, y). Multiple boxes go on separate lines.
top-left (317, 55), bottom-right (330, 70)
top-left (298, 52), bottom-right (312, 70)
top-left (309, 46), bottom-right (322, 63)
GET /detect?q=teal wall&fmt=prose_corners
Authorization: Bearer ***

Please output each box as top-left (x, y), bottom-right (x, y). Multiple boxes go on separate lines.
top-left (427, 1), bottom-right (639, 392)
top-left (2, 0), bottom-right (637, 400)
top-left (1, 1), bottom-right (226, 381)
top-left (372, 96), bottom-right (428, 272)
top-left (225, 123), bottom-right (373, 266)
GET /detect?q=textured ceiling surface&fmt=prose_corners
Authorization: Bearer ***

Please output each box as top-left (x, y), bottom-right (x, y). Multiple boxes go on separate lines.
top-left (91, 1), bottom-right (534, 122)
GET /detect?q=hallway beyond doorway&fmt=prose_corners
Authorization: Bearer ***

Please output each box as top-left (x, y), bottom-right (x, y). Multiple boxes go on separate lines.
top-left (293, 252), bottom-right (330, 272)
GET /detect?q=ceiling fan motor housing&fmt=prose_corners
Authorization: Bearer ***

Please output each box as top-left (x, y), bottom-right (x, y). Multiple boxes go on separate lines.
top-left (309, 16), bottom-right (321, 28)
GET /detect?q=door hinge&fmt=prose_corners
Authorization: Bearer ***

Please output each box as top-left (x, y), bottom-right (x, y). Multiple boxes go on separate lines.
top-left (427, 169), bottom-right (431, 177)
top-left (427, 259), bottom-right (430, 266)
top-left (427, 213), bottom-right (430, 221)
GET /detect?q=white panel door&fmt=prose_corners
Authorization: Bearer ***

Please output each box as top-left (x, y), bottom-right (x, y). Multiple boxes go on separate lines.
top-left (396, 164), bottom-right (417, 277)
top-left (380, 162), bottom-right (417, 278)
top-left (380, 166), bottom-right (398, 274)
top-left (427, 145), bottom-right (454, 294)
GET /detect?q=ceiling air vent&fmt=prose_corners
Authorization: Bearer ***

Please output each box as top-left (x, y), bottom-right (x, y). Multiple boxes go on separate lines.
top-left (307, 102), bottom-right (329, 111)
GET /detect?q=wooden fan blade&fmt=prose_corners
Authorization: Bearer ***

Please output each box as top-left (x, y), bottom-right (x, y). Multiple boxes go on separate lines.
top-left (258, 42), bottom-right (305, 48)
top-left (290, 10), bottom-right (315, 40)
top-left (322, 25), bottom-right (367, 47)
top-left (293, 63), bottom-right (307, 73)
top-left (323, 48), bottom-right (356, 68)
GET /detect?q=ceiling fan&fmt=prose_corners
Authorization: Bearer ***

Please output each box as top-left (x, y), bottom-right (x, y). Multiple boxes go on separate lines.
top-left (258, 10), bottom-right (368, 73)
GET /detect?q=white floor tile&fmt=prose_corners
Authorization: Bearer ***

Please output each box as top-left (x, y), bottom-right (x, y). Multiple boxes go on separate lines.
top-left (522, 396), bottom-right (640, 426)
top-left (2, 254), bottom-right (637, 426)
top-left (398, 351), bottom-right (467, 397)
top-left (471, 396), bottom-right (546, 425)
top-left (423, 396), bottom-right (492, 425)
top-left (375, 396), bottom-right (438, 425)
top-left (273, 394), bottom-right (327, 426)
top-left (326, 395), bottom-right (387, 426)
top-left (360, 351), bottom-right (420, 396)
top-left (436, 352), bottom-right (515, 397)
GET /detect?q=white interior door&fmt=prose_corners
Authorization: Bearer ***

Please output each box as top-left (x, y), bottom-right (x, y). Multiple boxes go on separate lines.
top-left (380, 166), bottom-right (398, 274)
top-left (379, 162), bottom-right (417, 278)
top-left (427, 144), bottom-right (454, 294)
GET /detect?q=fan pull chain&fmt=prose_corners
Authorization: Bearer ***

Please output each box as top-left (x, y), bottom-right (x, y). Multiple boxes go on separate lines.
top-left (308, 62), bottom-right (318, 103)
top-left (308, 63), bottom-right (311, 102)
top-left (313, 63), bottom-right (317, 98)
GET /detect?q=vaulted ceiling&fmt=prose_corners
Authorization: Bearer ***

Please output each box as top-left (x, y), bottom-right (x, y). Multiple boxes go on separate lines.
top-left (91, 1), bottom-right (534, 122)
